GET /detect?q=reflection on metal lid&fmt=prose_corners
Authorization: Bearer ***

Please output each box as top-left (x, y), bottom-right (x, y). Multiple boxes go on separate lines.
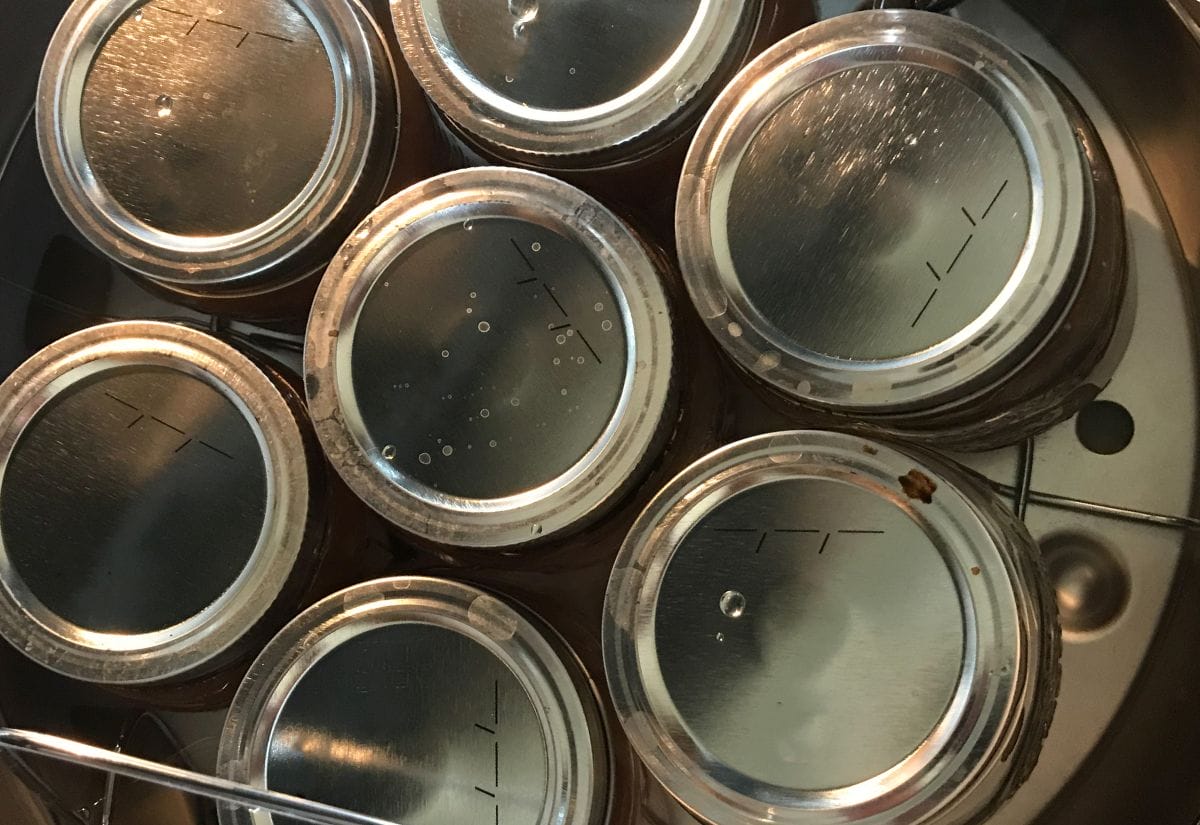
top-left (678, 10), bottom-right (1091, 411)
top-left (0, 322), bottom-right (314, 685)
top-left (604, 430), bottom-right (1059, 825)
top-left (306, 167), bottom-right (675, 548)
top-left (218, 577), bottom-right (609, 825)
top-left (392, 0), bottom-right (757, 162)
top-left (38, 0), bottom-right (398, 293)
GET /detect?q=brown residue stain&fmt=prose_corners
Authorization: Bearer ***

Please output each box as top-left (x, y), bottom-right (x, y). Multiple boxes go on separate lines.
top-left (899, 469), bottom-right (937, 504)
top-left (971, 566), bottom-right (981, 576)
top-left (862, 444), bottom-right (879, 456)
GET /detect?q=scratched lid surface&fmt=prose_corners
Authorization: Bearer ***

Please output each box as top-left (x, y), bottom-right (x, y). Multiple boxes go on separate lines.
top-left (218, 577), bottom-right (609, 825)
top-left (0, 322), bottom-right (313, 684)
top-left (677, 10), bottom-right (1089, 411)
top-left (305, 168), bottom-right (675, 548)
top-left (37, 0), bottom-right (397, 290)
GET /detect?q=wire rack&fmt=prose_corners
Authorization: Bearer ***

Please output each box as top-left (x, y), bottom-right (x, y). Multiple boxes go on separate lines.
top-left (2, 436), bottom-right (1197, 825)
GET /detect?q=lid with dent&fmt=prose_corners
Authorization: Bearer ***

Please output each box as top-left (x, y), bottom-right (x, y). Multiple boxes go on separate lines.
top-left (604, 430), bottom-right (1049, 825)
top-left (38, 0), bottom-right (396, 290)
top-left (0, 322), bottom-right (313, 685)
top-left (306, 167), bottom-right (674, 548)
top-left (392, 0), bottom-right (758, 163)
top-left (677, 10), bottom-right (1090, 412)
top-left (218, 576), bottom-right (609, 825)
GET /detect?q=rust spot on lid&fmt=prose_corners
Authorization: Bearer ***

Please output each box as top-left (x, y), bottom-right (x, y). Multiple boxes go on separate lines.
top-left (899, 469), bottom-right (937, 504)
top-left (971, 566), bottom-right (981, 576)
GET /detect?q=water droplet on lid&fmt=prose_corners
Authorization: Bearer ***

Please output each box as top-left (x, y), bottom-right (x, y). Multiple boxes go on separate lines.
top-left (478, 321), bottom-right (491, 333)
top-left (510, 398), bottom-right (520, 407)
top-left (553, 357), bottom-right (561, 365)
top-left (470, 292), bottom-right (477, 298)
top-left (569, 67), bottom-right (577, 75)
top-left (575, 356), bottom-right (585, 364)
top-left (155, 94), bottom-right (173, 117)
top-left (556, 334), bottom-right (566, 345)
top-left (441, 350), bottom-right (450, 358)
top-left (505, 75), bottom-right (515, 83)
top-left (601, 320), bottom-right (613, 332)
top-left (530, 242), bottom-right (542, 253)
top-left (673, 83), bottom-right (697, 104)
top-left (566, 329), bottom-right (574, 337)
top-left (560, 388), bottom-right (568, 396)
top-left (728, 322), bottom-right (743, 338)
top-left (715, 632), bottom-right (725, 642)
top-left (463, 220), bottom-right (474, 231)
top-left (480, 408), bottom-right (490, 418)
top-left (466, 307), bottom-right (473, 314)
top-left (531, 523), bottom-right (543, 536)
top-left (442, 445), bottom-right (454, 457)
top-left (381, 445), bottom-right (397, 461)
top-left (489, 440), bottom-right (498, 448)
top-left (594, 302), bottom-right (603, 312)
top-left (720, 590), bottom-right (747, 618)
top-left (418, 452), bottom-right (432, 465)
top-left (134, 9), bottom-right (144, 21)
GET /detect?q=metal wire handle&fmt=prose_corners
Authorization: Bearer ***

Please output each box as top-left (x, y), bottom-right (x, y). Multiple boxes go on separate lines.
top-left (0, 728), bottom-right (401, 825)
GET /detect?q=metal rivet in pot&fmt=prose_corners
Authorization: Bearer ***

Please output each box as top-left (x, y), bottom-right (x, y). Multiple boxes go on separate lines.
top-left (0, 321), bottom-right (322, 687)
top-left (37, 0), bottom-right (399, 312)
top-left (604, 430), bottom-right (1060, 825)
top-left (305, 167), bottom-right (675, 548)
top-left (676, 10), bottom-right (1129, 450)
top-left (218, 576), bottom-right (609, 825)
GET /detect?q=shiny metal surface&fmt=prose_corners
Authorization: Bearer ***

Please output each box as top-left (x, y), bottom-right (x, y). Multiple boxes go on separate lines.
top-left (306, 168), bottom-right (675, 548)
top-left (218, 577), bottom-right (609, 825)
top-left (677, 10), bottom-right (1127, 449)
top-left (392, 0), bottom-right (758, 165)
top-left (0, 322), bottom-right (315, 685)
top-left (605, 431), bottom-right (1059, 825)
top-left (38, 0), bottom-right (399, 297)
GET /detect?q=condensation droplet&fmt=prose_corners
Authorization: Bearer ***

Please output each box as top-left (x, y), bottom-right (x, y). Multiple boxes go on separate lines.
top-left (442, 445), bottom-right (454, 457)
top-left (552, 357), bottom-right (561, 365)
top-left (505, 74), bottom-right (515, 83)
top-left (673, 83), bottom-right (697, 103)
top-left (463, 220), bottom-right (474, 231)
top-left (134, 9), bottom-right (144, 22)
top-left (478, 321), bottom-right (491, 333)
top-left (510, 397), bottom-right (520, 407)
top-left (556, 334), bottom-right (566, 345)
top-left (480, 408), bottom-right (490, 418)
top-left (418, 452), bottom-right (432, 465)
top-left (601, 320), bottom-right (613, 332)
top-left (489, 440), bottom-right (498, 448)
top-left (531, 242), bottom-right (542, 252)
top-left (560, 388), bottom-right (568, 396)
top-left (155, 94), bottom-right (173, 117)
top-left (756, 351), bottom-right (782, 371)
top-left (466, 307), bottom-right (473, 314)
top-left (441, 349), bottom-right (450, 358)
top-left (530, 523), bottom-right (543, 536)
top-left (593, 302), bottom-right (603, 312)
top-left (715, 632), bottom-right (725, 642)
top-left (381, 445), bottom-right (397, 461)
top-left (720, 590), bottom-right (747, 619)
top-left (569, 67), bottom-right (577, 75)
top-left (566, 329), bottom-right (574, 337)
top-left (728, 322), bottom-right (743, 338)
top-left (470, 292), bottom-right (478, 298)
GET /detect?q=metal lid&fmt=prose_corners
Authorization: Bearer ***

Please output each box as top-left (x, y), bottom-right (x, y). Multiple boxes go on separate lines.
top-left (677, 10), bottom-right (1089, 411)
top-left (604, 430), bottom-right (1053, 825)
top-left (218, 576), bottom-right (609, 825)
top-left (0, 322), bottom-right (313, 685)
top-left (38, 0), bottom-right (397, 291)
top-left (306, 167), bottom-right (674, 548)
top-left (392, 0), bottom-right (757, 163)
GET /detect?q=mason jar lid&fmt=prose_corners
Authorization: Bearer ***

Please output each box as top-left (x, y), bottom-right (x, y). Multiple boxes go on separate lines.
top-left (218, 576), bottom-right (609, 825)
top-left (677, 10), bottom-right (1090, 412)
top-left (604, 430), bottom-right (1056, 825)
top-left (0, 322), bottom-right (313, 685)
top-left (306, 167), bottom-right (674, 548)
top-left (392, 0), bottom-right (759, 163)
top-left (38, 0), bottom-right (397, 291)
